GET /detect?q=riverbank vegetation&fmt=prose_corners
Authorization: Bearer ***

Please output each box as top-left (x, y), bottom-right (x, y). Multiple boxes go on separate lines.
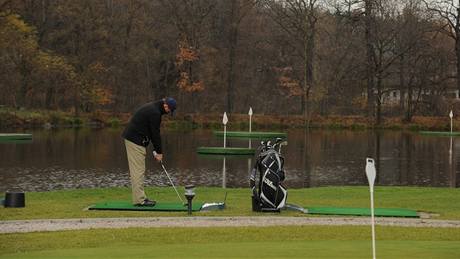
top-left (1, 186), bottom-right (459, 220)
top-left (0, 107), bottom-right (124, 129)
top-left (0, 106), bottom-right (457, 131)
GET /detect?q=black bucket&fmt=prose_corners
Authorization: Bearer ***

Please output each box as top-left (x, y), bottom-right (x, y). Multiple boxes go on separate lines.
top-left (4, 191), bottom-right (25, 208)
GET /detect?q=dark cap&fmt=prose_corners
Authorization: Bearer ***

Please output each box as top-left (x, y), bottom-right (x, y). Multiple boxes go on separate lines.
top-left (165, 97), bottom-right (177, 114)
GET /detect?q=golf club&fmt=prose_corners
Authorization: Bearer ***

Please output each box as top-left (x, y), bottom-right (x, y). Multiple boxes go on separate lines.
top-left (154, 151), bottom-right (185, 204)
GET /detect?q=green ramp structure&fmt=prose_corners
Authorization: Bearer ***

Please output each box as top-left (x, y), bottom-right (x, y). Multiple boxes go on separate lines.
top-left (197, 112), bottom-right (256, 156)
top-left (0, 133), bottom-right (32, 143)
top-left (419, 131), bottom-right (460, 136)
top-left (88, 201), bottom-right (225, 212)
top-left (213, 131), bottom-right (287, 139)
top-left (197, 112), bottom-right (286, 156)
top-left (196, 146), bottom-right (255, 155)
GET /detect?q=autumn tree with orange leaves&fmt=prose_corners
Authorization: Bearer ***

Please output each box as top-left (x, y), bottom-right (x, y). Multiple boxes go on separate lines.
top-left (176, 39), bottom-right (204, 92)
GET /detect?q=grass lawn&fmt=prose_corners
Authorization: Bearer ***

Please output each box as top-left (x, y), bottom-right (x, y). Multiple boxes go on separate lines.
top-left (6, 241), bottom-right (459, 259)
top-left (1, 186), bottom-right (460, 258)
top-left (1, 186), bottom-right (460, 220)
top-left (1, 226), bottom-right (460, 258)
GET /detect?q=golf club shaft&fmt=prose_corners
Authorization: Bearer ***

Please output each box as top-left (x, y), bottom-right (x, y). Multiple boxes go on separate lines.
top-left (160, 161), bottom-right (185, 204)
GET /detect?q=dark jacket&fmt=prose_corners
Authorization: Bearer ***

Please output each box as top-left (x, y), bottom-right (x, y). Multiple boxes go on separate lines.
top-left (122, 100), bottom-right (166, 153)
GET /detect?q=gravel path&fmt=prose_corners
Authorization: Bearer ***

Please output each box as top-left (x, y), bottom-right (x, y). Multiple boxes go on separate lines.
top-left (2, 216), bottom-right (460, 234)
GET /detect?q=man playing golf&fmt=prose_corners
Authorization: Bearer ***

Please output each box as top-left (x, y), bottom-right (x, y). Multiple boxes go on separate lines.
top-left (122, 97), bottom-right (177, 206)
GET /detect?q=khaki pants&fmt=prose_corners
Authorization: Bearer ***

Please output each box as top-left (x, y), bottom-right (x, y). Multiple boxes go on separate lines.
top-left (125, 139), bottom-right (147, 204)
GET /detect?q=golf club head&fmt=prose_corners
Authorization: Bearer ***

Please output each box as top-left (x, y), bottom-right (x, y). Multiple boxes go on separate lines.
top-left (260, 141), bottom-right (265, 149)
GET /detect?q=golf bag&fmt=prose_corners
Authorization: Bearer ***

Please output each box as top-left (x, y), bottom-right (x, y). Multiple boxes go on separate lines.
top-left (250, 139), bottom-right (287, 212)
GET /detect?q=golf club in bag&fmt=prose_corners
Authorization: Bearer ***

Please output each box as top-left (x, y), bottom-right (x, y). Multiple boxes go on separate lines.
top-left (250, 138), bottom-right (287, 212)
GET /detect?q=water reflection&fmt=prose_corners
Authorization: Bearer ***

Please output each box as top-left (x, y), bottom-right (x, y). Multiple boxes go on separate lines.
top-left (449, 136), bottom-right (456, 188)
top-left (222, 157), bottom-right (226, 188)
top-left (0, 128), bottom-right (458, 192)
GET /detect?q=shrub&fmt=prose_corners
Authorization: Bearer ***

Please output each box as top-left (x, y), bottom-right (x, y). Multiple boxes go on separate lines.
top-left (107, 117), bottom-right (121, 127)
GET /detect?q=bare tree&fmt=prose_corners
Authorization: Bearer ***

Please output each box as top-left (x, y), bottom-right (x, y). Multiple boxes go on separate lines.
top-left (159, 0), bottom-right (215, 112)
top-left (320, 0), bottom-right (363, 115)
top-left (2, 0), bottom-right (459, 119)
top-left (423, 0), bottom-right (460, 95)
top-left (263, 0), bottom-right (320, 124)
top-left (220, 0), bottom-right (259, 113)
top-left (361, 0), bottom-right (426, 124)
top-left (395, 1), bottom-right (431, 121)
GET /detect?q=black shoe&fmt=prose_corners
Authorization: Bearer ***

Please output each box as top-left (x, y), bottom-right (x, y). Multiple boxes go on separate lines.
top-left (135, 199), bottom-right (156, 207)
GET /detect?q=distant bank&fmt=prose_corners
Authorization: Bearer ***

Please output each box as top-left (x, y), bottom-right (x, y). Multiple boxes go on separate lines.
top-left (0, 107), bottom-right (455, 131)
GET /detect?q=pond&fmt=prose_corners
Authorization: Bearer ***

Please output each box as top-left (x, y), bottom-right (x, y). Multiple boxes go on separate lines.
top-left (0, 128), bottom-right (458, 192)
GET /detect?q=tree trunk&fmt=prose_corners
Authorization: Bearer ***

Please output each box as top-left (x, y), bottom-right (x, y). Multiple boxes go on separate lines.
top-left (226, 0), bottom-right (239, 113)
top-left (399, 54), bottom-right (405, 115)
top-left (376, 75), bottom-right (382, 125)
top-left (303, 3), bottom-right (317, 126)
top-left (365, 0), bottom-right (375, 120)
top-left (162, 61), bottom-right (171, 97)
top-left (456, 35), bottom-right (460, 96)
top-left (305, 28), bottom-right (315, 126)
top-left (18, 59), bottom-right (30, 109)
top-left (226, 36), bottom-right (236, 113)
top-left (45, 87), bottom-right (55, 109)
top-left (405, 83), bottom-right (413, 122)
top-left (18, 78), bottom-right (28, 108)
top-left (302, 31), bottom-right (307, 118)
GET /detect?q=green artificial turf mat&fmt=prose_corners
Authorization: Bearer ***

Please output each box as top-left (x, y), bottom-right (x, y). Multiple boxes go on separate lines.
top-left (419, 131), bottom-right (460, 136)
top-left (88, 201), bottom-right (204, 211)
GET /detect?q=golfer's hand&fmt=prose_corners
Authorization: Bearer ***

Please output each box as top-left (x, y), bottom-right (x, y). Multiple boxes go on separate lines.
top-left (154, 153), bottom-right (163, 162)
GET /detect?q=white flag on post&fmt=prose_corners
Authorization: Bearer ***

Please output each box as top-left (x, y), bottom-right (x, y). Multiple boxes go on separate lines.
top-left (223, 112), bottom-right (228, 125)
top-left (248, 107), bottom-right (253, 132)
top-left (366, 158), bottom-right (376, 190)
top-left (223, 112), bottom-right (228, 148)
top-left (248, 107), bottom-right (253, 148)
top-left (365, 158), bottom-right (377, 259)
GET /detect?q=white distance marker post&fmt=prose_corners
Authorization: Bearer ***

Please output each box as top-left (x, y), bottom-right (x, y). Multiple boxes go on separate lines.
top-left (247, 107), bottom-right (253, 180)
top-left (365, 158), bottom-right (377, 259)
top-left (248, 107), bottom-right (253, 148)
top-left (223, 112), bottom-right (228, 148)
top-left (222, 112), bottom-right (229, 188)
